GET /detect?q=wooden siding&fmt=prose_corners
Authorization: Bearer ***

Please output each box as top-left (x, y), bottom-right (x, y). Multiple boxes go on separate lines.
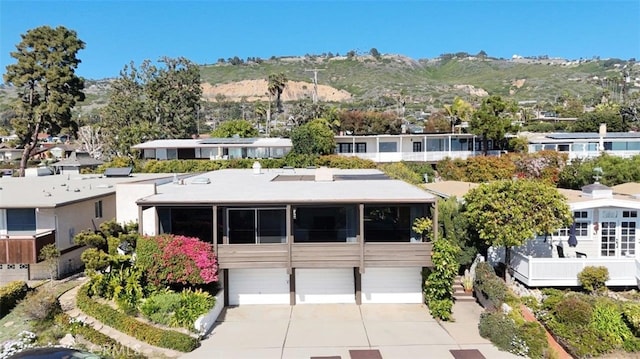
top-left (0, 231), bottom-right (56, 264)
top-left (292, 243), bottom-right (360, 268)
top-left (364, 243), bottom-right (433, 267)
top-left (216, 241), bottom-right (432, 269)
top-left (217, 244), bottom-right (288, 269)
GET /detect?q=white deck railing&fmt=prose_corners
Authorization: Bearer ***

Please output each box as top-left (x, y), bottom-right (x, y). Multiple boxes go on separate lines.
top-left (510, 252), bottom-right (638, 287)
top-left (336, 150), bottom-right (504, 163)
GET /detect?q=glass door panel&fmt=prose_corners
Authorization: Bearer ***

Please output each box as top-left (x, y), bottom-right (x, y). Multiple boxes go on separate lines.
top-left (600, 221), bottom-right (617, 257)
top-left (621, 221), bottom-right (636, 257)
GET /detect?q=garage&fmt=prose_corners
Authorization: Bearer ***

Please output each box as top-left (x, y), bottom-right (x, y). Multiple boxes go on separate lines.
top-left (361, 267), bottom-right (423, 303)
top-left (295, 268), bottom-right (355, 304)
top-left (227, 268), bottom-right (290, 305)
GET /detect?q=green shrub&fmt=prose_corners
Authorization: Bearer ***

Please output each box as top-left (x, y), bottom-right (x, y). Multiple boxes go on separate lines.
top-left (622, 302), bottom-right (640, 336)
top-left (19, 288), bottom-right (61, 322)
top-left (474, 263), bottom-right (508, 308)
top-left (590, 300), bottom-right (633, 347)
top-left (578, 266), bottom-right (609, 293)
top-left (172, 289), bottom-right (215, 329)
top-left (517, 321), bottom-right (549, 359)
top-left (55, 313), bottom-right (146, 359)
top-left (140, 291), bottom-right (182, 326)
top-left (0, 280), bottom-right (29, 318)
top-left (76, 284), bottom-right (199, 352)
top-left (479, 311), bottom-right (518, 352)
top-left (554, 295), bottom-right (593, 325)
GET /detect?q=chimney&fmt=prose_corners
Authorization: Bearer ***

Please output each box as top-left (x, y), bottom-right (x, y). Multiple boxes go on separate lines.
top-left (315, 167), bottom-right (333, 182)
top-left (599, 123), bottom-right (607, 137)
top-left (252, 161), bottom-right (262, 175)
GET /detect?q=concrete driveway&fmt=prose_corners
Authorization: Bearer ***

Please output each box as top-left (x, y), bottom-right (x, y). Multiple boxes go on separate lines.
top-left (181, 303), bottom-right (521, 359)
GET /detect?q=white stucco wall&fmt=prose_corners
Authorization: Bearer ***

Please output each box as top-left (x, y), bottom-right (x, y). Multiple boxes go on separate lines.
top-left (116, 182), bottom-right (157, 226)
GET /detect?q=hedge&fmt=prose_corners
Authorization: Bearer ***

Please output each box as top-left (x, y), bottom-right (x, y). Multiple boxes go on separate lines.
top-left (0, 280), bottom-right (29, 318)
top-left (76, 284), bottom-right (199, 352)
top-left (55, 313), bottom-right (146, 359)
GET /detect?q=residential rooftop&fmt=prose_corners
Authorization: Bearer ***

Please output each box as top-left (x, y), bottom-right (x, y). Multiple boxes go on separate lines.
top-left (0, 173), bottom-right (173, 208)
top-left (136, 167), bottom-right (436, 205)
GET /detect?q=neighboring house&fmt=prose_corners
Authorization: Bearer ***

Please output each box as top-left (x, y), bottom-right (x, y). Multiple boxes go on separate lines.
top-left (51, 151), bottom-right (104, 175)
top-left (425, 180), bottom-right (640, 288)
top-left (334, 134), bottom-right (502, 163)
top-left (0, 145), bottom-right (22, 163)
top-left (132, 138), bottom-right (292, 160)
top-left (524, 128), bottom-right (640, 160)
top-left (117, 166), bottom-right (437, 305)
top-left (0, 171), bottom-right (172, 285)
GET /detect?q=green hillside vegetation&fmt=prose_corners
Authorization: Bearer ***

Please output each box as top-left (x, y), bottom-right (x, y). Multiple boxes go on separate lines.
top-left (1, 53), bottom-right (636, 130)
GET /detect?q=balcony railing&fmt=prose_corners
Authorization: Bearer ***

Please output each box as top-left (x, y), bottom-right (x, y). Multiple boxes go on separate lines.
top-left (216, 241), bottom-right (433, 270)
top-left (336, 150), bottom-right (502, 163)
top-left (0, 230), bottom-right (56, 264)
top-left (510, 252), bottom-right (638, 287)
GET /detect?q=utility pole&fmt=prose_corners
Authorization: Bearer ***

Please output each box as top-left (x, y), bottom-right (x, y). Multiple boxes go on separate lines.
top-left (305, 68), bottom-right (324, 104)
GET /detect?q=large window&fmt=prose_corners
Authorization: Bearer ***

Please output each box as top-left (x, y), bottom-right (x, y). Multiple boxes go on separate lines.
top-left (7, 208), bottom-right (36, 232)
top-left (158, 207), bottom-right (213, 242)
top-left (293, 206), bottom-right (357, 243)
top-left (337, 143), bottom-right (353, 153)
top-left (412, 141), bottom-right (422, 152)
top-left (378, 142), bottom-right (397, 153)
top-left (227, 208), bottom-right (287, 244)
top-left (364, 204), bottom-right (425, 242)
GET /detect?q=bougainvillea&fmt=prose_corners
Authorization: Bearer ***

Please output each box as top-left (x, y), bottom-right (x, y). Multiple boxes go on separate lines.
top-left (136, 234), bottom-right (218, 286)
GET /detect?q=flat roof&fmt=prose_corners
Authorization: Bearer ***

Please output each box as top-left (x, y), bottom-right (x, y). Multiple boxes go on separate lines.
top-left (0, 173), bottom-right (173, 208)
top-left (132, 138), bottom-right (292, 149)
top-left (135, 168), bottom-right (436, 205)
top-left (423, 181), bottom-right (479, 199)
top-left (523, 131), bottom-right (640, 144)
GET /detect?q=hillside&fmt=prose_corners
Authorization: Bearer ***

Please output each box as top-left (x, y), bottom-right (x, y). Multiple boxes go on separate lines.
top-left (1, 54), bottom-right (637, 119)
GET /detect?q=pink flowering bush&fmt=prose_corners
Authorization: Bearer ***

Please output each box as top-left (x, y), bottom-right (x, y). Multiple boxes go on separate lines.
top-left (136, 234), bottom-right (218, 286)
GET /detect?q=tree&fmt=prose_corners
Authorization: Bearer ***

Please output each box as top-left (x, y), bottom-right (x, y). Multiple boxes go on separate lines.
top-left (4, 26), bottom-right (85, 176)
top-left (268, 72), bottom-right (288, 113)
top-left (39, 243), bottom-right (61, 284)
top-left (463, 179), bottom-right (572, 284)
top-left (444, 97), bottom-right (474, 133)
top-left (101, 57), bottom-right (201, 158)
top-left (290, 118), bottom-right (336, 155)
top-left (211, 119), bottom-right (258, 138)
top-left (369, 48), bottom-right (381, 59)
top-left (266, 72), bottom-right (288, 136)
top-left (572, 105), bottom-right (626, 132)
top-left (469, 95), bottom-right (515, 154)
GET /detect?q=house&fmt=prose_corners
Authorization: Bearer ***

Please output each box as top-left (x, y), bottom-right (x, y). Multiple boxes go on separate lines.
top-left (524, 128), bottom-right (640, 160)
top-left (116, 166), bottom-right (437, 305)
top-left (132, 137), bottom-right (292, 160)
top-left (425, 180), bottom-right (640, 288)
top-left (334, 133), bottom-right (502, 163)
top-left (51, 151), bottom-right (104, 175)
top-left (0, 171), bottom-right (172, 285)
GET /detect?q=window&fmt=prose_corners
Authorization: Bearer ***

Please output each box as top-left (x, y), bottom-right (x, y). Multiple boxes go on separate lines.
top-left (228, 208), bottom-right (287, 244)
top-left (575, 222), bottom-right (589, 236)
top-left (574, 211), bottom-right (588, 219)
top-left (293, 206), bottom-right (357, 243)
top-left (94, 200), bottom-right (103, 218)
top-left (378, 142), bottom-right (397, 152)
top-left (143, 149), bottom-right (156, 159)
top-left (7, 208), bottom-right (36, 232)
top-left (337, 143), bottom-right (353, 153)
top-left (364, 204), bottom-right (425, 242)
top-left (355, 142), bottom-right (367, 153)
top-left (158, 207), bottom-right (214, 242)
top-left (623, 211), bottom-right (638, 218)
top-left (412, 141), bottom-right (422, 152)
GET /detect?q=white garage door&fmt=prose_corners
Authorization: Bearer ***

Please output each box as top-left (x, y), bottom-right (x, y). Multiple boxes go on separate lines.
top-left (362, 267), bottom-right (423, 303)
top-left (296, 268), bottom-right (355, 304)
top-left (228, 268), bottom-right (290, 305)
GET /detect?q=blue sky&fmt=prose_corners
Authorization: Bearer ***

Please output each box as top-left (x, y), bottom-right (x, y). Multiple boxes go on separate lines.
top-left (1, 0), bottom-right (639, 80)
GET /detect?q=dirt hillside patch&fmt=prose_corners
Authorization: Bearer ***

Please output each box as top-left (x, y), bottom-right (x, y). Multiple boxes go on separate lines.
top-left (202, 79), bottom-right (352, 103)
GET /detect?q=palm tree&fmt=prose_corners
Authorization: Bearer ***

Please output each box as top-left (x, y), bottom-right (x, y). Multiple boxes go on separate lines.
top-left (266, 73), bottom-right (288, 136)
